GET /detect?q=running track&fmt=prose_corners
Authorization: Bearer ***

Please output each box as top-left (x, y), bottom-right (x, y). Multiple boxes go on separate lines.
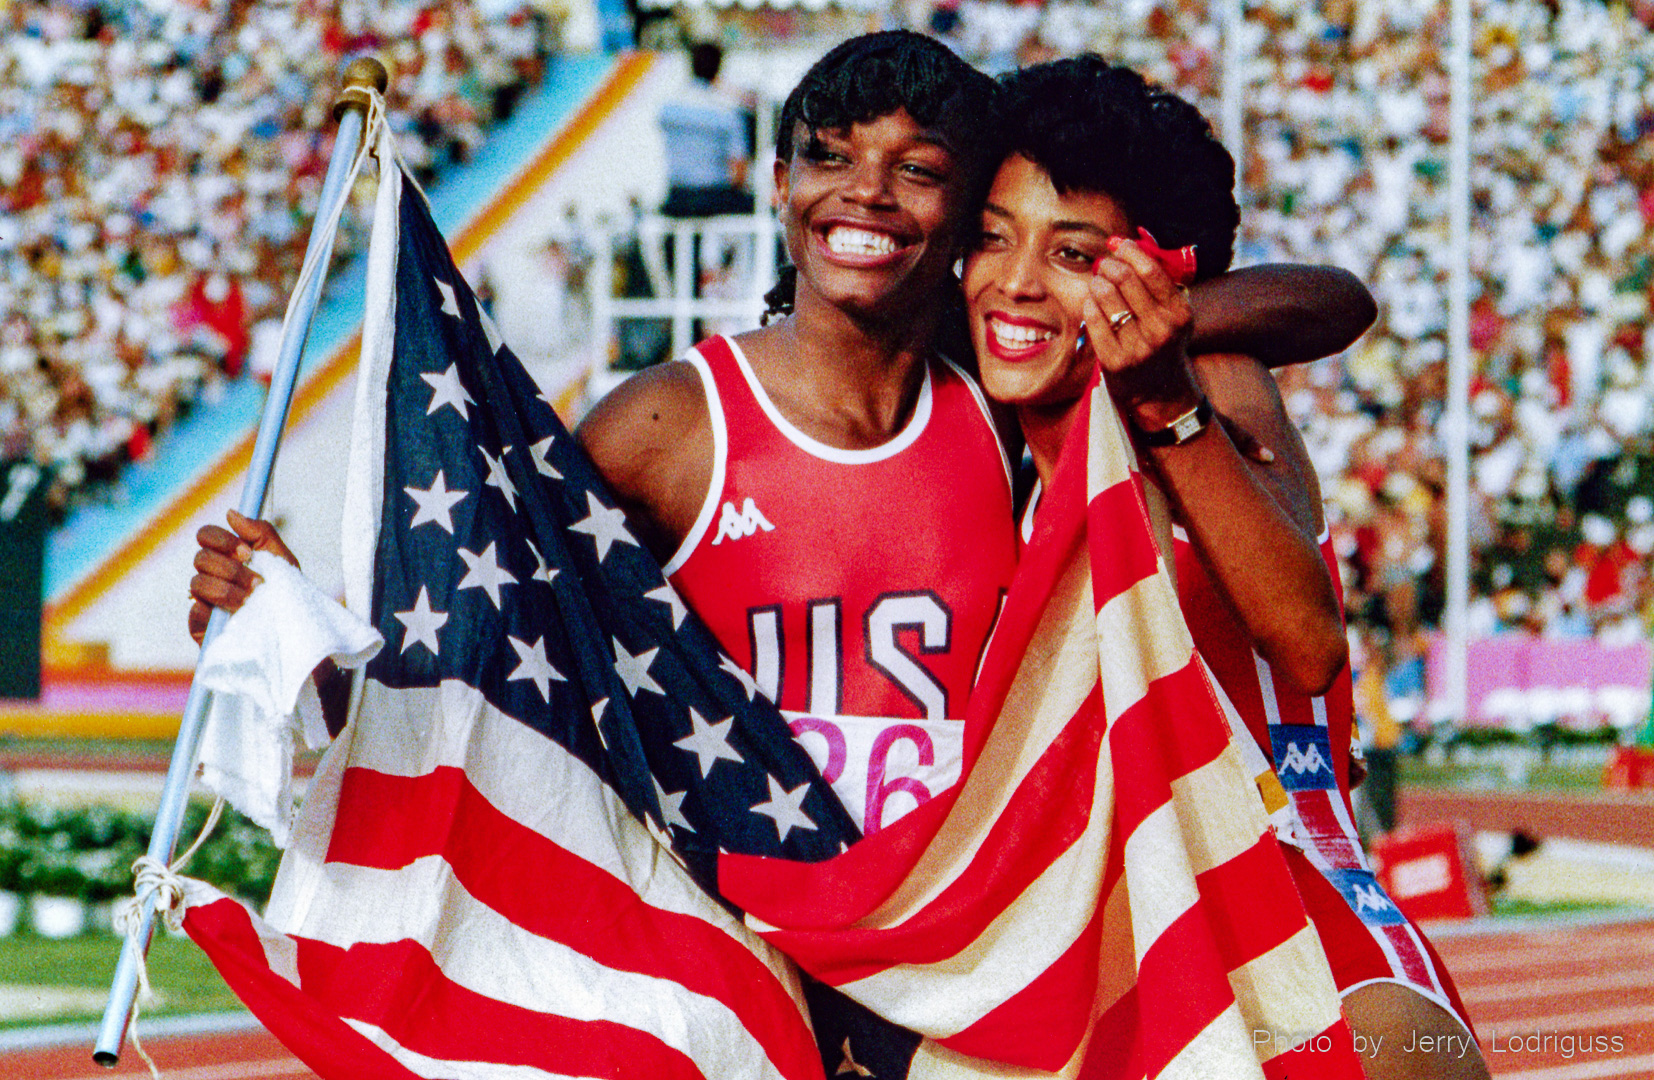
top-left (5, 917), bottom-right (1650, 1079)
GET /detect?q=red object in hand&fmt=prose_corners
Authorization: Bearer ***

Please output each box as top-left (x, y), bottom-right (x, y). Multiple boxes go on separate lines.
top-left (1097, 229), bottom-right (1198, 286)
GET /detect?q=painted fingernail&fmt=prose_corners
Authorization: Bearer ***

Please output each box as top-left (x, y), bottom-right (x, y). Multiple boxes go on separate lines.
top-left (1106, 236), bottom-right (1124, 252)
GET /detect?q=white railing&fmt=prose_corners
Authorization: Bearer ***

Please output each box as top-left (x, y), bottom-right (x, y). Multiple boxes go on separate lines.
top-left (585, 210), bottom-right (780, 399)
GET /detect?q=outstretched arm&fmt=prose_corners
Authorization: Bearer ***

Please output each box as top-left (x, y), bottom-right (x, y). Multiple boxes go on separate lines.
top-left (1188, 264), bottom-right (1376, 369)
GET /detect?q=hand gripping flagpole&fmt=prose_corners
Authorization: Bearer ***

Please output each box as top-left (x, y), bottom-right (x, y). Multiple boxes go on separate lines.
top-left (94, 56), bottom-right (388, 1069)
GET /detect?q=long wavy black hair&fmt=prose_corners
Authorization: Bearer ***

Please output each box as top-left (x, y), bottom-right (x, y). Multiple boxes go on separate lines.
top-left (761, 31), bottom-right (1000, 323)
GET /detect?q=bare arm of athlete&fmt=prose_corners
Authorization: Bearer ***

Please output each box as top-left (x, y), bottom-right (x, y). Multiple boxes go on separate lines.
top-left (1087, 241), bottom-right (1347, 695)
top-left (1188, 263), bottom-right (1375, 369)
top-left (572, 359), bottom-right (713, 564)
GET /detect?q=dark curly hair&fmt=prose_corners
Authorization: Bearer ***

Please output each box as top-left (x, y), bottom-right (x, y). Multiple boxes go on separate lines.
top-left (993, 56), bottom-right (1239, 283)
top-left (762, 31), bottom-right (999, 321)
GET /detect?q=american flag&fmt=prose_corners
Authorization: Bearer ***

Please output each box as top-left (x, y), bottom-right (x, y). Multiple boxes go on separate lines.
top-left (179, 139), bottom-right (1365, 1079)
top-left (181, 155), bottom-right (874, 1080)
top-left (720, 368), bottom-right (1371, 1078)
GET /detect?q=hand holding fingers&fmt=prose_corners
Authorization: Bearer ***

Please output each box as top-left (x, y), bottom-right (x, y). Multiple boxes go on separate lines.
top-left (187, 511), bottom-right (294, 645)
top-left (225, 509), bottom-right (300, 568)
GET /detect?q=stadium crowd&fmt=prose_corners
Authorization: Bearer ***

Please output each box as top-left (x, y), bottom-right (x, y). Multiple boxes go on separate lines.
top-left (0, 0), bottom-right (561, 515)
top-left (909, 0), bottom-right (1654, 669)
top-left (8, 0), bottom-right (1652, 679)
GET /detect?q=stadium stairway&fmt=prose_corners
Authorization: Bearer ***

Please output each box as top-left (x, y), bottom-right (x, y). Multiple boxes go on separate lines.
top-left (11, 49), bottom-right (681, 739)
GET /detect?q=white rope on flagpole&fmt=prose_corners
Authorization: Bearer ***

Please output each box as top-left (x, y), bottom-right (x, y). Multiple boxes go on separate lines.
top-left (110, 799), bottom-right (226, 1080)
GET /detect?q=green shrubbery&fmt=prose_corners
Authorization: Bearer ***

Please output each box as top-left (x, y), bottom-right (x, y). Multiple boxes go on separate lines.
top-left (0, 800), bottom-right (281, 906)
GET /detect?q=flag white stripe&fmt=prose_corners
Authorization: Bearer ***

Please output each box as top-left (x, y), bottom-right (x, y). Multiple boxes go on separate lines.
top-left (839, 728), bottom-right (1116, 1035)
top-left (343, 1017), bottom-right (602, 1080)
top-left (342, 680), bottom-right (802, 967)
top-left (288, 857), bottom-right (792, 1079)
top-left (852, 556), bottom-right (1097, 923)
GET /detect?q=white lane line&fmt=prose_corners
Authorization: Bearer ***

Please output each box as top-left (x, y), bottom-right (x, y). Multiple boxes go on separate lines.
top-left (1476, 1003), bottom-right (1653, 1034)
top-left (53, 1057), bottom-right (311, 1080)
top-left (1461, 968), bottom-right (1654, 1005)
top-left (1442, 938), bottom-right (1654, 978)
top-left (1491, 1051), bottom-right (1654, 1080)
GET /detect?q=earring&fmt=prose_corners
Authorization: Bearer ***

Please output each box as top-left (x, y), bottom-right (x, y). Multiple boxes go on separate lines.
top-left (952, 257), bottom-right (964, 279)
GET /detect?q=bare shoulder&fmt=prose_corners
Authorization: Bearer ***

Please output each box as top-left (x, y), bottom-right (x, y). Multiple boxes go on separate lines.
top-left (1192, 352), bottom-right (1325, 536)
top-left (575, 359), bottom-right (713, 561)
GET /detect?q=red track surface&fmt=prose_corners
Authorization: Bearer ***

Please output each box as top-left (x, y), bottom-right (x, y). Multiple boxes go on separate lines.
top-left (4, 917), bottom-right (1650, 1079)
top-left (1433, 917), bottom-right (1654, 1079)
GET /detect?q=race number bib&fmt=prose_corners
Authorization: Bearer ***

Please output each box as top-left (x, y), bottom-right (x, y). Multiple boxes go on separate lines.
top-left (783, 711), bottom-right (964, 833)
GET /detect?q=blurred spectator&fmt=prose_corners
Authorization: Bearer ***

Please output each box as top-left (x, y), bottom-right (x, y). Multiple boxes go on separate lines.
top-left (1, 0), bottom-right (564, 517)
top-left (657, 41), bottom-right (753, 219)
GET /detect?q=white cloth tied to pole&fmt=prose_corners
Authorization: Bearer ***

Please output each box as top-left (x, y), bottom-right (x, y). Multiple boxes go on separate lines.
top-left (196, 551), bottom-right (382, 846)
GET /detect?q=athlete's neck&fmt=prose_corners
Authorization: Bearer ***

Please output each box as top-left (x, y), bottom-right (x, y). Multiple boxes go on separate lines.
top-left (737, 295), bottom-right (941, 448)
top-left (1018, 393), bottom-right (1087, 491)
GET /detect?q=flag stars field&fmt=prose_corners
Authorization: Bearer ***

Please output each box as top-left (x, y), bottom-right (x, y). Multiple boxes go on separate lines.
top-left (420, 362), bottom-right (474, 419)
top-left (718, 653), bottom-right (762, 701)
top-left (674, 708), bottom-right (744, 777)
top-left (530, 435), bottom-right (561, 479)
top-left (405, 470), bottom-right (467, 533)
top-left (524, 539), bottom-right (558, 585)
top-left (751, 776), bottom-right (816, 841)
top-left (506, 635), bottom-right (565, 701)
top-left (456, 542), bottom-right (517, 608)
top-left (394, 586), bottom-right (447, 655)
top-left (612, 637), bottom-right (664, 697)
top-left (435, 276), bottom-right (462, 318)
top-left (569, 490), bottom-right (637, 561)
top-left (645, 584), bottom-right (688, 629)
top-left (654, 778), bottom-right (693, 833)
top-left (479, 445), bottom-right (518, 511)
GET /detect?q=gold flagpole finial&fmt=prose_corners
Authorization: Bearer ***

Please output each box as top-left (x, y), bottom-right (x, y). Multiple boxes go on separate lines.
top-left (334, 56), bottom-right (389, 121)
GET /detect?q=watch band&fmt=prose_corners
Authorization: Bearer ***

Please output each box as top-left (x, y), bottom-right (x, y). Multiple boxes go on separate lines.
top-left (1136, 395), bottom-right (1213, 448)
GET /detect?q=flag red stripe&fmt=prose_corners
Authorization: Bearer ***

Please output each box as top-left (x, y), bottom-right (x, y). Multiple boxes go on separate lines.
top-left (933, 897), bottom-right (1106, 1070)
top-left (1086, 475), bottom-right (1160, 601)
top-left (1133, 904), bottom-right (1240, 1077)
top-left (1194, 836), bottom-right (1311, 972)
top-left (326, 766), bottom-right (822, 1080)
top-left (1078, 985), bottom-right (1142, 1080)
top-left (759, 688), bottom-right (1105, 981)
top-left (294, 935), bottom-right (709, 1080)
top-left (184, 897), bottom-right (428, 1080)
top-left (1108, 662), bottom-right (1233, 840)
top-left (1260, 1020), bottom-right (1365, 1080)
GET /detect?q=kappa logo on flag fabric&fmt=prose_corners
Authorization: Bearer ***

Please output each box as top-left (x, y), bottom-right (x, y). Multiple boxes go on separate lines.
top-left (1270, 723), bottom-right (1336, 788)
top-left (712, 497), bottom-right (775, 545)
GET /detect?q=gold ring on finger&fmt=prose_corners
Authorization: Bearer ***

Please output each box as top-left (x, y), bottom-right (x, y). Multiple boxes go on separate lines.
top-left (1108, 309), bottom-right (1135, 331)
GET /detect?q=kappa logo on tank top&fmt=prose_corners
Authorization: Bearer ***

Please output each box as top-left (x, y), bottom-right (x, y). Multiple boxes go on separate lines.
top-left (710, 497), bottom-right (774, 545)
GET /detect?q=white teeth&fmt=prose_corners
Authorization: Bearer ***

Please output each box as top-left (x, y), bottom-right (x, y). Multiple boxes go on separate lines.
top-left (826, 227), bottom-right (899, 256)
top-left (989, 317), bottom-right (1054, 350)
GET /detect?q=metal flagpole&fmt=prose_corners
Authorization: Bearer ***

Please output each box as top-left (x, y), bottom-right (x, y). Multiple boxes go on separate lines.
top-left (1443, 0), bottom-right (1472, 724)
top-left (93, 56), bottom-right (388, 1068)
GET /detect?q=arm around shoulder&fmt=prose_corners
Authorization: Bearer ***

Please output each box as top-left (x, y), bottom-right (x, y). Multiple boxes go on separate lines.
top-left (1188, 264), bottom-right (1376, 369)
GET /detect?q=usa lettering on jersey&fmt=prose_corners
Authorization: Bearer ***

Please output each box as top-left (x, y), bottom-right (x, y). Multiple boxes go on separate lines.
top-left (711, 497), bottom-right (774, 545)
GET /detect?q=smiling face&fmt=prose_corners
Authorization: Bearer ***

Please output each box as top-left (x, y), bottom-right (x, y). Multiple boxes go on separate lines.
top-left (775, 109), bottom-right (970, 324)
top-left (964, 153), bottom-right (1133, 411)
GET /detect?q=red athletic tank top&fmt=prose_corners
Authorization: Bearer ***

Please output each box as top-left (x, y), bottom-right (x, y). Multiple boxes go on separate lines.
top-left (667, 336), bottom-right (1018, 722)
top-left (1173, 528), bottom-right (1357, 817)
